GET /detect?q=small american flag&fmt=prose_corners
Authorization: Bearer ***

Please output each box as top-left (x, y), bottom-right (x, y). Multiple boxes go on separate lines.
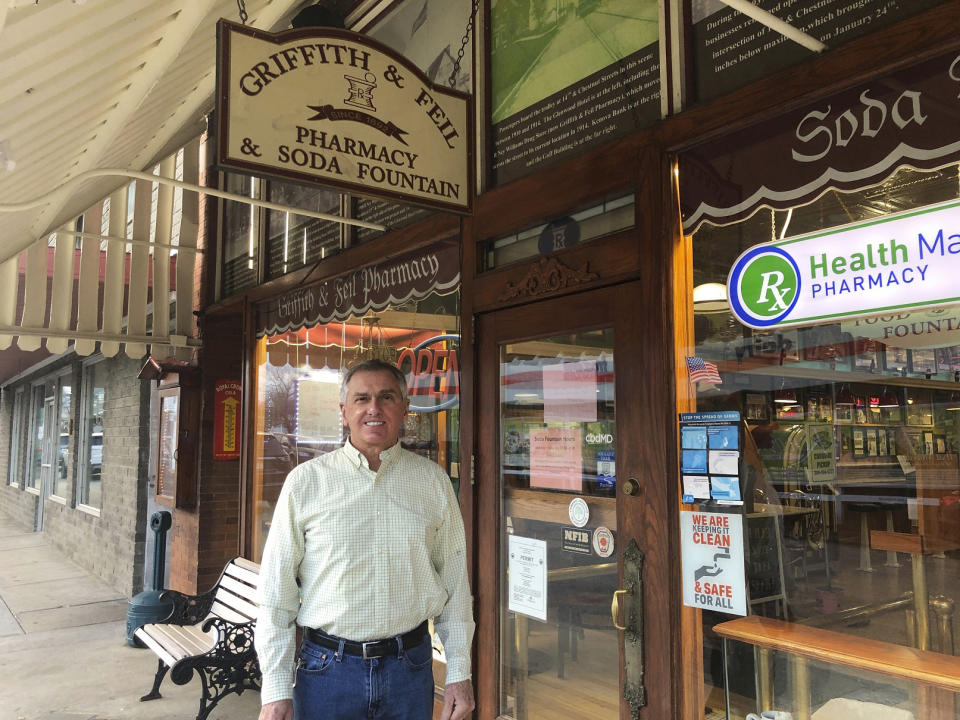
top-left (686, 356), bottom-right (722, 385)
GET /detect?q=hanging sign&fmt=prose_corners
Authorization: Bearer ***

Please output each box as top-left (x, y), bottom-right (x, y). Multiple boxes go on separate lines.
top-left (216, 20), bottom-right (472, 213)
top-left (213, 380), bottom-right (242, 461)
top-left (728, 199), bottom-right (960, 330)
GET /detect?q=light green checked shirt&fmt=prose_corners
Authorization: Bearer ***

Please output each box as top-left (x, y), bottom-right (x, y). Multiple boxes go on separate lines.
top-left (255, 440), bottom-right (474, 704)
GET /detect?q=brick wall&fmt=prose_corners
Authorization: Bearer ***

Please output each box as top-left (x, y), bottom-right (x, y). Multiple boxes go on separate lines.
top-left (0, 355), bottom-right (150, 597)
top-left (198, 312), bottom-right (245, 590)
top-left (42, 354), bottom-right (150, 596)
top-left (167, 313), bottom-right (246, 593)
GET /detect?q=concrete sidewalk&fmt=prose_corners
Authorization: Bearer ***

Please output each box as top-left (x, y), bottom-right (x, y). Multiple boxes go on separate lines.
top-left (0, 514), bottom-right (260, 720)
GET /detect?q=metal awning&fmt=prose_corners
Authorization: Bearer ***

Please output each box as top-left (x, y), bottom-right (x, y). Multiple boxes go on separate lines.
top-left (0, 0), bottom-right (364, 373)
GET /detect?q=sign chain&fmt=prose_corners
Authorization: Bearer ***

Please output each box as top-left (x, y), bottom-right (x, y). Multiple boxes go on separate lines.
top-left (236, 0), bottom-right (248, 25)
top-left (449, 0), bottom-right (480, 88)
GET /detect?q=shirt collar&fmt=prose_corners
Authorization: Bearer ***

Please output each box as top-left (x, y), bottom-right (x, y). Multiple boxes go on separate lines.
top-left (343, 438), bottom-right (402, 470)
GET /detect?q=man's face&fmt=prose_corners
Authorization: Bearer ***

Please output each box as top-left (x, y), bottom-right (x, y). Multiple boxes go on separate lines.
top-left (340, 369), bottom-right (408, 458)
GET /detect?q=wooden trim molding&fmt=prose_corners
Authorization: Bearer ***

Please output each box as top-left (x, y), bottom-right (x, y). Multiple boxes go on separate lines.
top-left (495, 255), bottom-right (599, 303)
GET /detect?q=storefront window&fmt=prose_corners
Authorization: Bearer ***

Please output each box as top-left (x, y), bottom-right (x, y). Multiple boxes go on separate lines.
top-left (53, 374), bottom-right (71, 499)
top-left (684, 161), bottom-right (960, 717)
top-left (7, 388), bottom-right (24, 487)
top-left (79, 361), bottom-right (105, 510)
top-left (264, 181), bottom-right (341, 280)
top-left (25, 384), bottom-right (47, 491)
top-left (251, 289), bottom-right (461, 561)
top-left (221, 173), bottom-right (259, 297)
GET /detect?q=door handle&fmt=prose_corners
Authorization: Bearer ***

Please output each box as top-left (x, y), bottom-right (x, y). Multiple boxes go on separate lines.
top-left (622, 540), bottom-right (648, 713)
top-left (611, 589), bottom-right (630, 630)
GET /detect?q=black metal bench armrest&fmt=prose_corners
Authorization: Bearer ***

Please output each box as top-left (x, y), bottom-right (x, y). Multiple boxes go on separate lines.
top-left (158, 587), bottom-right (217, 626)
top-left (168, 617), bottom-right (261, 687)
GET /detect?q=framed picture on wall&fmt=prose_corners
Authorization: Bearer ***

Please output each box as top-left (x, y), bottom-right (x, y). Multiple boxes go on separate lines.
top-left (779, 330), bottom-right (800, 363)
top-left (776, 403), bottom-right (804, 421)
top-left (924, 431), bottom-right (935, 455)
top-left (866, 428), bottom-right (878, 456)
top-left (749, 330), bottom-right (782, 360)
top-left (852, 337), bottom-right (881, 372)
top-left (885, 346), bottom-right (909, 374)
top-left (935, 435), bottom-right (947, 454)
top-left (818, 395), bottom-right (833, 421)
top-left (855, 405), bottom-right (868, 425)
top-left (802, 324), bottom-right (851, 363)
top-left (935, 346), bottom-right (960, 372)
top-left (745, 393), bottom-right (768, 421)
top-left (878, 429), bottom-right (889, 456)
top-left (910, 349), bottom-right (937, 376)
top-left (852, 428), bottom-right (865, 457)
top-left (906, 390), bottom-right (934, 426)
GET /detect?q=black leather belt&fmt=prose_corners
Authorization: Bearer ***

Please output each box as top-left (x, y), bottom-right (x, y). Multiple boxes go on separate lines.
top-left (304, 620), bottom-right (429, 659)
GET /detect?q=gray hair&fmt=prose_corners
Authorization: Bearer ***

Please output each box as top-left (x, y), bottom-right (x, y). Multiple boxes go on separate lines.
top-left (340, 359), bottom-right (409, 405)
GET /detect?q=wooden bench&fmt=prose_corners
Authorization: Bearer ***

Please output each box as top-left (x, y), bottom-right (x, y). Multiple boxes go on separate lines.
top-left (135, 557), bottom-right (261, 720)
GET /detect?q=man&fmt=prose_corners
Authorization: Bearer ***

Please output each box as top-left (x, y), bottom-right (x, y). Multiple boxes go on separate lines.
top-left (256, 359), bottom-right (475, 720)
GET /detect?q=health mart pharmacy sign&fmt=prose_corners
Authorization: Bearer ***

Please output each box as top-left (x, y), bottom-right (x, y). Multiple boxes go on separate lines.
top-left (216, 20), bottom-right (472, 213)
top-left (728, 200), bottom-right (960, 329)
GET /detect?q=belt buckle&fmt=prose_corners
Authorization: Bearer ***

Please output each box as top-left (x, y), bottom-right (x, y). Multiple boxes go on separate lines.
top-left (362, 641), bottom-right (377, 659)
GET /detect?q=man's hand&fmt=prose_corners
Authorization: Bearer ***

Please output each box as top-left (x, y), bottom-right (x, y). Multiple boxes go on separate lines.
top-left (440, 679), bottom-right (475, 720)
top-left (259, 699), bottom-right (293, 720)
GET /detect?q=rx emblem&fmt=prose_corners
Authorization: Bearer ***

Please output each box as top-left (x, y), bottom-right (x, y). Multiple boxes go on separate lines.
top-left (344, 71), bottom-right (377, 111)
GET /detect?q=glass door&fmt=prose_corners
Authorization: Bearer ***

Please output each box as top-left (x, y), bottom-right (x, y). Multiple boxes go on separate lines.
top-left (500, 329), bottom-right (618, 719)
top-left (477, 282), bottom-right (674, 719)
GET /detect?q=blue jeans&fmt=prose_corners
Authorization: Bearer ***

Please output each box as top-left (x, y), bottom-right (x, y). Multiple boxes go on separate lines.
top-left (292, 633), bottom-right (434, 720)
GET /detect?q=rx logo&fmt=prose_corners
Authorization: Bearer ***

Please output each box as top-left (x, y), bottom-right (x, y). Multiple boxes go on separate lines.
top-left (727, 245), bottom-right (801, 327)
top-left (344, 71), bottom-right (377, 111)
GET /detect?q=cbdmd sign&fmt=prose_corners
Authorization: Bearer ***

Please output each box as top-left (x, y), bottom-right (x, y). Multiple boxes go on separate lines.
top-left (216, 20), bottom-right (472, 213)
top-left (727, 200), bottom-right (960, 329)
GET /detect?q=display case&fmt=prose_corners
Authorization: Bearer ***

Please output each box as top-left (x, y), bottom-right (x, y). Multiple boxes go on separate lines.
top-left (139, 358), bottom-right (200, 508)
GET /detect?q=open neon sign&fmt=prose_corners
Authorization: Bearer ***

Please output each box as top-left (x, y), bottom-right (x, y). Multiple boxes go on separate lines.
top-left (396, 334), bottom-right (460, 413)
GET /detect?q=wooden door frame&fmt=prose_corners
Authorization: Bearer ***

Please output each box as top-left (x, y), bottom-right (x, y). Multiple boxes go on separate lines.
top-left (474, 277), bottom-right (681, 719)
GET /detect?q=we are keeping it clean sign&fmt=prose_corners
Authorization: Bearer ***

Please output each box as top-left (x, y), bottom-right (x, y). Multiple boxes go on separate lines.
top-left (680, 510), bottom-right (747, 615)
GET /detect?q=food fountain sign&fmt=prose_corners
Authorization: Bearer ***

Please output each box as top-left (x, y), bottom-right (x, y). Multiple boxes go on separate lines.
top-left (727, 200), bottom-right (960, 329)
top-left (216, 20), bottom-right (472, 213)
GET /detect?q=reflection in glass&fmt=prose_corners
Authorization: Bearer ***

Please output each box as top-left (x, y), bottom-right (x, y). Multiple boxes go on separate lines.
top-left (82, 363), bottom-right (105, 509)
top-left (53, 378), bottom-right (71, 498)
top-left (498, 330), bottom-right (618, 720)
top-left (686, 165), bottom-right (960, 717)
top-left (264, 181), bottom-right (341, 280)
top-left (26, 386), bottom-right (45, 490)
top-left (251, 291), bottom-right (461, 561)
top-left (221, 173), bottom-right (258, 296)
